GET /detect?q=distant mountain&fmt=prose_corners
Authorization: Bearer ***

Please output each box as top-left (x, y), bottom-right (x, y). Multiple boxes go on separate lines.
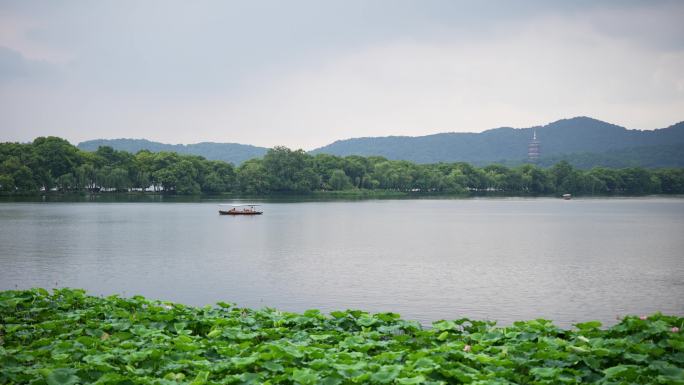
top-left (77, 139), bottom-right (268, 165)
top-left (77, 117), bottom-right (684, 168)
top-left (311, 117), bottom-right (684, 166)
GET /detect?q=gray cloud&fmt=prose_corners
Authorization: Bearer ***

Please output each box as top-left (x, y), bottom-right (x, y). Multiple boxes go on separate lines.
top-left (0, 0), bottom-right (682, 148)
top-left (0, 46), bottom-right (56, 82)
top-left (0, 46), bottom-right (30, 80)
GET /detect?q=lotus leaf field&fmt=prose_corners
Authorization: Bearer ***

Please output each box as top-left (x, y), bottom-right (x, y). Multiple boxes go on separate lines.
top-left (1, 289), bottom-right (683, 384)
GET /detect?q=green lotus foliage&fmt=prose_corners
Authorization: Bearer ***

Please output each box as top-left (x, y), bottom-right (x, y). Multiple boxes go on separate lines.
top-left (1, 289), bottom-right (683, 384)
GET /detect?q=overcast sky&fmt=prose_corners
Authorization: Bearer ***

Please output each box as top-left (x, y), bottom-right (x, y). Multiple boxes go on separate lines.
top-left (1, 0), bottom-right (683, 149)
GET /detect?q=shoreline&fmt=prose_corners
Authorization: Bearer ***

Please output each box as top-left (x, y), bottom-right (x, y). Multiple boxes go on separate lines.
top-left (1, 190), bottom-right (683, 203)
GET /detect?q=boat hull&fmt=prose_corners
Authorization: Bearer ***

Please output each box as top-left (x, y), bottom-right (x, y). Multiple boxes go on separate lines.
top-left (219, 210), bottom-right (263, 215)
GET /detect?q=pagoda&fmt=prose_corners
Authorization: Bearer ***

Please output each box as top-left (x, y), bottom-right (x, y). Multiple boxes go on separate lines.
top-left (527, 130), bottom-right (540, 163)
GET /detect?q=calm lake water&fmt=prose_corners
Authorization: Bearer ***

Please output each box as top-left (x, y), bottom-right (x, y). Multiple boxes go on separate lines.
top-left (1, 197), bottom-right (683, 327)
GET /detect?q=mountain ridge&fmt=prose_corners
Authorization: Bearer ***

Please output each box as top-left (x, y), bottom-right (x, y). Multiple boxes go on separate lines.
top-left (310, 117), bottom-right (684, 164)
top-left (77, 117), bottom-right (684, 167)
top-left (77, 139), bottom-right (268, 165)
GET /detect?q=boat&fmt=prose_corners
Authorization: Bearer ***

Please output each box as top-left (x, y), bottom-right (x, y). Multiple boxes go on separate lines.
top-left (218, 204), bottom-right (263, 215)
top-left (562, 193), bottom-right (572, 200)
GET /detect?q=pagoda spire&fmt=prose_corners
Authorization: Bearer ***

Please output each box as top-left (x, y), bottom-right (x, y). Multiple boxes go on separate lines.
top-left (528, 130), bottom-right (540, 163)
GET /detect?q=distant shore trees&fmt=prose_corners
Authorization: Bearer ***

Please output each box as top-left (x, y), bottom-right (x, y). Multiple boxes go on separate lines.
top-left (1, 136), bottom-right (684, 196)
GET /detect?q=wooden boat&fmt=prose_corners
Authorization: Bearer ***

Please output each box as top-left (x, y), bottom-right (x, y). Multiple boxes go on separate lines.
top-left (218, 204), bottom-right (263, 215)
top-left (562, 193), bottom-right (572, 200)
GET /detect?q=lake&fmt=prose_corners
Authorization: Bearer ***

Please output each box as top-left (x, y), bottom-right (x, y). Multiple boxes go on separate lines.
top-left (1, 197), bottom-right (683, 327)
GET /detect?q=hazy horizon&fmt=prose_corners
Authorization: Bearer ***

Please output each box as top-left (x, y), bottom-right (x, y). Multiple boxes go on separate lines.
top-left (2, 0), bottom-right (683, 148)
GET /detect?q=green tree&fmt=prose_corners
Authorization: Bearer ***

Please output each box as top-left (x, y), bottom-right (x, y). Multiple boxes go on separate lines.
top-left (237, 159), bottom-right (270, 194)
top-left (0, 174), bottom-right (15, 192)
top-left (517, 164), bottom-right (551, 194)
top-left (263, 147), bottom-right (318, 193)
top-left (56, 173), bottom-right (76, 192)
top-left (32, 137), bottom-right (83, 189)
top-left (76, 164), bottom-right (97, 191)
top-left (343, 156), bottom-right (368, 188)
top-left (312, 153), bottom-right (345, 189)
top-left (110, 168), bottom-right (131, 192)
top-left (201, 161), bottom-right (235, 193)
top-left (1, 156), bottom-right (38, 191)
top-left (656, 169), bottom-right (684, 194)
top-left (550, 160), bottom-right (585, 193)
top-left (329, 169), bottom-right (353, 190)
top-left (619, 168), bottom-right (659, 194)
top-left (444, 169), bottom-right (468, 193)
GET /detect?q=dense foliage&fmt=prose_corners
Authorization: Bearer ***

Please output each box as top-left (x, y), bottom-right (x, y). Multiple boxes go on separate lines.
top-left (2, 137), bottom-right (684, 195)
top-left (1, 289), bottom-right (683, 384)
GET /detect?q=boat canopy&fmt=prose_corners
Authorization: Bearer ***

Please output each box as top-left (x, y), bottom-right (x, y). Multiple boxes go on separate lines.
top-left (218, 204), bottom-right (261, 207)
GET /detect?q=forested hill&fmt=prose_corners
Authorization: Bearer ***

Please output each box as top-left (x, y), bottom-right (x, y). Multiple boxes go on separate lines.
top-left (77, 139), bottom-right (268, 165)
top-left (311, 117), bottom-right (684, 165)
top-left (76, 117), bottom-right (684, 167)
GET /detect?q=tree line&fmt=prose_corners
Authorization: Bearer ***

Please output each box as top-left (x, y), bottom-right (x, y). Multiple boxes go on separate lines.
top-left (1, 136), bottom-right (684, 195)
